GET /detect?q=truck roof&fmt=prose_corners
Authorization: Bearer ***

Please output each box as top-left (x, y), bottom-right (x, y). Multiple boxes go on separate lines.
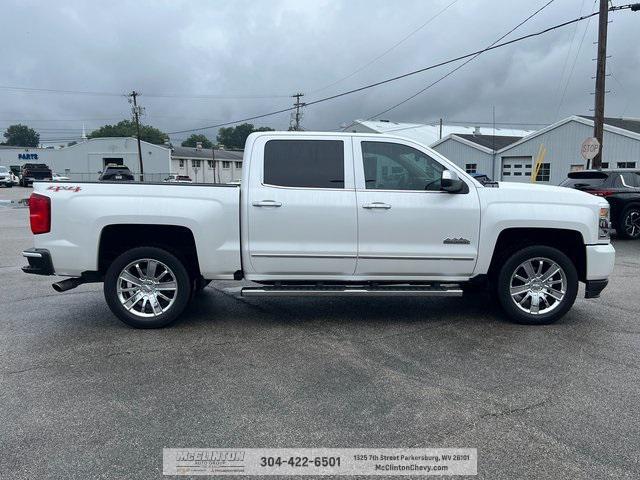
top-left (247, 130), bottom-right (407, 139)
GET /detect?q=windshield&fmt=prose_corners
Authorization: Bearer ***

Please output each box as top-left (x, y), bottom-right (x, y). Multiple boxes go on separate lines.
top-left (0, 166), bottom-right (8, 173)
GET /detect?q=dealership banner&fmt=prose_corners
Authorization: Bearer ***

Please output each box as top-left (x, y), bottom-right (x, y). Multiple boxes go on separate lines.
top-left (163, 448), bottom-right (477, 476)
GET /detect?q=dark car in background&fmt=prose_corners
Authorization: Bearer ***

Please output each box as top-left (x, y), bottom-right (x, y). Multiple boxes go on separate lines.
top-left (471, 173), bottom-right (493, 185)
top-left (98, 164), bottom-right (134, 182)
top-left (20, 163), bottom-right (52, 187)
top-left (561, 169), bottom-right (640, 239)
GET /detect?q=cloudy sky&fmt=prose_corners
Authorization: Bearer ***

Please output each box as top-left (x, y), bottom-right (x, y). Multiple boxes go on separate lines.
top-left (1, 0), bottom-right (638, 145)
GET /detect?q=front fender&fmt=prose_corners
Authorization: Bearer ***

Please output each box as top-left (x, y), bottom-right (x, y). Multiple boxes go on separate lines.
top-left (474, 202), bottom-right (594, 275)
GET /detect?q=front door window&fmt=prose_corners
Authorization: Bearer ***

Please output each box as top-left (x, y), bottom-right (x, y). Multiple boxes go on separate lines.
top-left (361, 141), bottom-right (444, 191)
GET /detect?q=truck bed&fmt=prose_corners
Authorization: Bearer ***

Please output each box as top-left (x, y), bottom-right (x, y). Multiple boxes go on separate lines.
top-left (31, 181), bottom-right (242, 279)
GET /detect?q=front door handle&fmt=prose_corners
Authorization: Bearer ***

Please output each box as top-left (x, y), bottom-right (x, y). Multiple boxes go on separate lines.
top-left (363, 202), bottom-right (391, 209)
top-left (252, 200), bottom-right (282, 207)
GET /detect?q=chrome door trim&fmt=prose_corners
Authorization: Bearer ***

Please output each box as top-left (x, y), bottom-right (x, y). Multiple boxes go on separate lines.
top-left (251, 253), bottom-right (357, 259)
top-left (358, 255), bottom-right (475, 261)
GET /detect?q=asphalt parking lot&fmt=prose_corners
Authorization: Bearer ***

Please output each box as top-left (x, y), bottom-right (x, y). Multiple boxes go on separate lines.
top-left (1, 185), bottom-right (639, 479)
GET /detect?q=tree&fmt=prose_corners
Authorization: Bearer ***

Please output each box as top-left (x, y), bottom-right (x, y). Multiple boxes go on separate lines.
top-left (217, 123), bottom-right (274, 149)
top-left (88, 120), bottom-right (167, 145)
top-left (3, 124), bottom-right (40, 147)
top-left (181, 134), bottom-right (213, 149)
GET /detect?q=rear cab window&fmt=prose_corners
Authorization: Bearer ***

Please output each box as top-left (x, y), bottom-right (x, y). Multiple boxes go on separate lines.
top-left (263, 139), bottom-right (344, 188)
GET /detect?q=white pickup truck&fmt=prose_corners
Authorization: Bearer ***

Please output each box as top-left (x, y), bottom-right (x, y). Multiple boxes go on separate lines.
top-left (22, 131), bottom-right (615, 328)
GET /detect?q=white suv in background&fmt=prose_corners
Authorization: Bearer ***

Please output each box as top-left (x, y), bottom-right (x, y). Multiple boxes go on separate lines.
top-left (0, 166), bottom-right (14, 188)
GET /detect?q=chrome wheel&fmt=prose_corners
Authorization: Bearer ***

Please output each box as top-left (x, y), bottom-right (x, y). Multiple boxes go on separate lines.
top-left (624, 210), bottom-right (640, 238)
top-left (116, 258), bottom-right (178, 318)
top-left (509, 257), bottom-right (567, 315)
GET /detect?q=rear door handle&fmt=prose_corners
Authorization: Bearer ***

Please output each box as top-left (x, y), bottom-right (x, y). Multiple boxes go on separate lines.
top-left (362, 202), bottom-right (391, 209)
top-left (252, 200), bottom-right (282, 207)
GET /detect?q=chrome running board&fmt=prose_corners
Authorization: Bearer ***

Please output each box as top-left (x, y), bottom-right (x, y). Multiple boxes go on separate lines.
top-left (241, 285), bottom-right (463, 297)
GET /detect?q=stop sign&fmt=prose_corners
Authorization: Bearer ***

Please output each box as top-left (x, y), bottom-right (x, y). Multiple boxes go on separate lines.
top-left (581, 137), bottom-right (600, 160)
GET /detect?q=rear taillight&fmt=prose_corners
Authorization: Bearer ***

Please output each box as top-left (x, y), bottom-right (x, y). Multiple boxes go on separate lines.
top-left (590, 190), bottom-right (614, 197)
top-left (29, 193), bottom-right (50, 234)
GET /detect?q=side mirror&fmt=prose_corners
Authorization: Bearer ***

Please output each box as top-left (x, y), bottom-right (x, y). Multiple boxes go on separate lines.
top-left (440, 170), bottom-right (464, 193)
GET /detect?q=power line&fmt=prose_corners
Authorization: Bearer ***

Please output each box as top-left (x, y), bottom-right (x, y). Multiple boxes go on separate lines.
top-left (361, 0), bottom-right (556, 123)
top-left (167, 7), bottom-right (610, 135)
top-left (0, 85), bottom-right (124, 97)
top-left (555, 0), bottom-right (597, 119)
top-left (0, 84), bottom-right (289, 100)
top-left (309, 0), bottom-right (461, 94)
top-left (444, 120), bottom-right (548, 126)
top-left (0, 115), bottom-right (223, 123)
top-left (553, 0), bottom-right (588, 116)
top-left (143, 92), bottom-right (289, 99)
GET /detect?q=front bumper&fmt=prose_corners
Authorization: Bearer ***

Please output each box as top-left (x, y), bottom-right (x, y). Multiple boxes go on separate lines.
top-left (22, 248), bottom-right (54, 275)
top-left (585, 244), bottom-right (615, 280)
top-left (584, 243), bottom-right (615, 298)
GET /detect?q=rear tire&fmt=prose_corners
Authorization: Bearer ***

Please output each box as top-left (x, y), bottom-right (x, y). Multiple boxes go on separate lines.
top-left (496, 245), bottom-right (578, 325)
top-left (104, 247), bottom-right (192, 328)
top-left (618, 206), bottom-right (640, 240)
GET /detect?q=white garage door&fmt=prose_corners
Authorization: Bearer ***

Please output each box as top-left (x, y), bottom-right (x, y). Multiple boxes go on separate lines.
top-left (501, 156), bottom-right (532, 183)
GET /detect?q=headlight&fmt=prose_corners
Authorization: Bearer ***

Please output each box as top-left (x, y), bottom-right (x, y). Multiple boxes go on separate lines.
top-left (599, 207), bottom-right (610, 240)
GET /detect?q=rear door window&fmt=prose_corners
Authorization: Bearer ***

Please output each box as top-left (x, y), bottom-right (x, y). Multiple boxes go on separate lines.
top-left (264, 140), bottom-right (344, 188)
top-left (614, 172), bottom-right (639, 188)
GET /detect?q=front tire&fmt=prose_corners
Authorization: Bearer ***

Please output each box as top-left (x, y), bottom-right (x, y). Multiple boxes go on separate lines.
top-left (104, 247), bottom-right (192, 328)
top-left (496, 246), bottom-right (578, 325)
top-left (618, 206), bottom-right (640, 240)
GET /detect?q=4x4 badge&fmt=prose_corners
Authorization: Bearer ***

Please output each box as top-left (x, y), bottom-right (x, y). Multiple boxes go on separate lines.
top-left (47, 185), bottom-right (81, 192)
top-left (444, 237), bottom-right (470, 245)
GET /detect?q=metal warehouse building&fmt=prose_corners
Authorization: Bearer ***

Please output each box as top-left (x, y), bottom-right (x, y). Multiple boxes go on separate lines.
top-left (349, 119), bottom-right (531, 146)
top-left (0, 137), bottom-right (171, 181)
top-left (432, 115), bottom-right (640, 184)
top-left (430, 133), bottom-right (523, 176)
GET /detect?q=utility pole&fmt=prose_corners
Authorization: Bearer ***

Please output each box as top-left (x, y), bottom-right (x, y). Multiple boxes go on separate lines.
top-left (128, 91), bottom-right (144, 181)
top-left (591, 0), bottom-right (609, 170)
top-left (212, 147), bottom-right (217, 184)
top-left (438, 118), bottom-right (443, 139)
top-left (290, 93), bottom-right (305, 131)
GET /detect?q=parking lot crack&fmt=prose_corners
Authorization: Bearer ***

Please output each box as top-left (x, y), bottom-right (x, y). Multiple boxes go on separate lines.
top-left (480, 399), bottom-right (548, 419)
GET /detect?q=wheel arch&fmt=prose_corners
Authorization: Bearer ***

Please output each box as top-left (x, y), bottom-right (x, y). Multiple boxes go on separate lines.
top-left (97, 224), bottom-right (201, 278)
top-left (487, 227), bottom-right (587, 282)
